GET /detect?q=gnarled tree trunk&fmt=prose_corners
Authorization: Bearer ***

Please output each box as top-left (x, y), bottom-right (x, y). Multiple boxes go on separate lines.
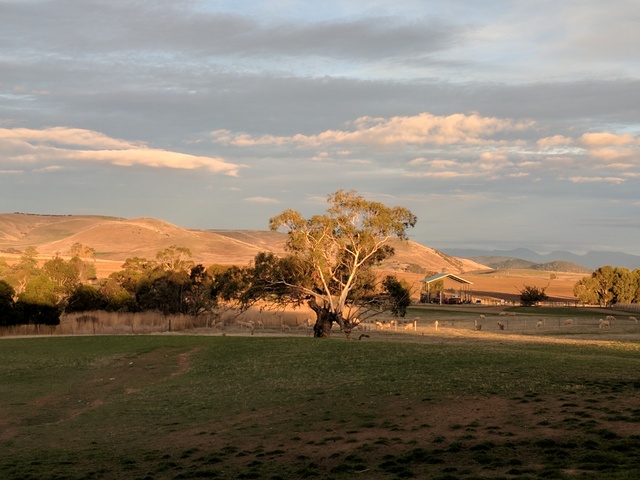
top-left (309, 297), bottom-right (340, 338)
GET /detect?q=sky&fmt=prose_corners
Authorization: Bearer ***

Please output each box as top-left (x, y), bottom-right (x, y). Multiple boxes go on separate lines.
top-left (1, 0), bottom-right (639, 255)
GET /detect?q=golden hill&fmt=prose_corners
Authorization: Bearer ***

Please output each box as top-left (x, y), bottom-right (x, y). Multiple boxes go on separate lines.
top-left (0, 213), bottom-right (487, 278)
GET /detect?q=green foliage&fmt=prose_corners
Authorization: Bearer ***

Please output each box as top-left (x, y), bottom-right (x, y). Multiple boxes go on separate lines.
top-left (518, 284), bottom-right (549, 306)
top-left (66, 285), bottom-right (108, 313)
top-left (382, 275), bottom-right (411, 317)
top-left (156, 245), bottom-right (194, 272)
top-left (266, 190), bottom-right (417, 337)
top-left (0, 280), bottom-right (15, 326)
top-left (14, 301), bottom-right (61, 326)
top-left (574, 266), bottom-right (640, 306)
top-left (19, 274), bottom-right (58, 307)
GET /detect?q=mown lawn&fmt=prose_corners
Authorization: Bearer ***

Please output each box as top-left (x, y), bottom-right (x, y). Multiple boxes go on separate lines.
top-left (1, 333), bottom-right (639, 479)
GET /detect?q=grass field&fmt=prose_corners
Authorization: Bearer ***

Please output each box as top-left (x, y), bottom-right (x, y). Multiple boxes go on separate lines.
top-left (1, 318), bottom-right (640, 479)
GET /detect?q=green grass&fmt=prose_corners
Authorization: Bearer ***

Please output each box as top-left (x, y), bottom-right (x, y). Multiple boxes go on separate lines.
top-left (1, 334), bottom-right (639, 479)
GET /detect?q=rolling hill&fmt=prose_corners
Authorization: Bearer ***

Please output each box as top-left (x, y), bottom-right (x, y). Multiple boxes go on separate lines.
top-left (0, 213), bottom-right (487, 278)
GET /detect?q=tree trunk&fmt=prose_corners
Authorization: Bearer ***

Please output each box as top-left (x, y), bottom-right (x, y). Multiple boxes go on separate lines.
top-left (308, 297), bottom-right (340, 338)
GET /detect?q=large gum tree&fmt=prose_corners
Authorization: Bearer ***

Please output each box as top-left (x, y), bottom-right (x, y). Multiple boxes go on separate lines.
top-left (268, 190), bottom-right (417, 338)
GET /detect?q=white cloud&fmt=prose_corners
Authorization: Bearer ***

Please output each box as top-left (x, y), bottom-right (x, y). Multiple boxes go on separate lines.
top-left (0, 127), bottom-right (243, 175)
top-left (568, 176), bottom-right (626, 184)
top-left (243, 196), bottom-right (280, 204)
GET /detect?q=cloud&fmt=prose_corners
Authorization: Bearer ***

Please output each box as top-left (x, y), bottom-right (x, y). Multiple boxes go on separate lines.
top-left (568, 176), bottom-right (626, 184)
top-left (0, 127), bottom-right (243, 175)
top-left (580, 132), bottom-right (637, 147)
top-left (211, 112), bottom-right (535, 148)
top-left (243, 196), bottom-right (280, 204)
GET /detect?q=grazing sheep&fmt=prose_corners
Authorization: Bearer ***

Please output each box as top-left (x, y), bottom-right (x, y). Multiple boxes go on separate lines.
top-left (376, 321), bottom-right (391, 330)
top-left (479, 314), bottom-right (486, 320)
top-left (404, 322), bottom-right (414, 331)
top-left (536, 320), bottom-right (543, 329)
top-left (499, 312), bottom-right (507, 316)
top-left (629, 316), bottom-right (638, 323)
top-left (563, 319), bottom-right (573, 326)
top-left (281, 324), bottom-right (291, 332)
top-left (235, 320), bottom-right (254, 331)
top-left (497, 321), bottom-right (505, 330)
top-left (256, 320), bottom-right (264, 329)
top-left (599, 319), bottom-right (610, 328)
top-left (606, 315), bottom-right (616, 322)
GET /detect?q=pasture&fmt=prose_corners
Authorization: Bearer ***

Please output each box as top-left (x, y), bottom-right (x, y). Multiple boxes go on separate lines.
top-left (1, 311), bottom-right (640, 479)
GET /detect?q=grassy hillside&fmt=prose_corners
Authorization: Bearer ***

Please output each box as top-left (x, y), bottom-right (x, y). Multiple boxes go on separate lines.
top-left (0, 213), bottom-right (487, 276)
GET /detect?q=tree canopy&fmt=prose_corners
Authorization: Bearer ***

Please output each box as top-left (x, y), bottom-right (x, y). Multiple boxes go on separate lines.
top-left (266, 190), bottom-right (417, 338)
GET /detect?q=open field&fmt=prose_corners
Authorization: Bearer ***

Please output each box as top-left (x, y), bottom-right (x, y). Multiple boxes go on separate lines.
top-left (1, 316), bottom-right (640, 480)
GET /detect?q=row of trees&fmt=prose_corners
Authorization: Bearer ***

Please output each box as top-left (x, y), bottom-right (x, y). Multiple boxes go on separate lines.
top-left (0, 244), bottom-right (97, 328)
top-left (573, 266), bottom-right (640, 307)
top-left (1, 191), bottom-right (414, 337)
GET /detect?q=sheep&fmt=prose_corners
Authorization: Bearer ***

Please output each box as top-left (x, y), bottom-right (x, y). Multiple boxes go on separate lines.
top-left (599, 319), bottom-right (610, 328)
top-left (536, 320), bottom-right (543, 329)
top-left (606, 315), bottom-right (616, 322)
top-left (499, 312), bottom-right (507, 316)
top-left (281, 324), bottom-right (291, 332)
top-left (404, 322), bottom-right (414, 331)
top-left (376, 321), bottom-right (391, 330)
top-left (629, 316), bottom-right (638, 323)
top-left (497, 321), bottom-right (505, 330)
top-left (256, 320), bottom-right (264, 329)
top-left (479, 314), bottom-right (486, 320)
top-left (475, 323), bottom-right (482, 331)
top-left (235, 320), bottom-right (254, 331)
top-left (563, 319), bottom-right (573, 326)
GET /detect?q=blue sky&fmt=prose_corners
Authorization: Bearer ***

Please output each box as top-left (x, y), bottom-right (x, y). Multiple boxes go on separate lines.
top-left (1, 0), bottom-right (639, 255)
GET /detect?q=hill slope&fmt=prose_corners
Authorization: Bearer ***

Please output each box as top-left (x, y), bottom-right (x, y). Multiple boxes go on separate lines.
top-left (0, 213), bottom-right (487, 277)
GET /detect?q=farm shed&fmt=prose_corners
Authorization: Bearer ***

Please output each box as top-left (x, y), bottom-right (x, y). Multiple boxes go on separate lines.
top-left (420, 273), bottom-right (473, 304)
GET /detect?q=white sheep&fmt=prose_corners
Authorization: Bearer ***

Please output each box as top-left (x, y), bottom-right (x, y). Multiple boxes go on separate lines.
top-left (606, 315), bottom-right (616, 322)
top-left (281, 324), bottom-right (291, 332)
top-left (235, 320), bottom-right (254, 330)
top-left (628, 316), bottom-right (638, 323)
top-left (479, 314), bottom-right (486, 320)
top-left (404, 322), bottom-right (414, 331)
top-left (536, 320), bottom-right (543, 329)
top-left (599, 319), bottom-right (610, 328)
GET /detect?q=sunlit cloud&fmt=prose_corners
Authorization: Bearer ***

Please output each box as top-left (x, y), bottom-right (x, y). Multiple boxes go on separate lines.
top-left (568, 176), bottom-right (626, 184)
top-left (211, 112), bottom-right (535, 148)
top-left (0, 127), bottom-right (243, 175)
top-left (243, 196), bottom-right (279, 204)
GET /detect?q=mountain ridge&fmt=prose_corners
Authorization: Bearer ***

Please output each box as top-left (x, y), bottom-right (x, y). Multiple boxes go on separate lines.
top-left (442, 247), bottom-right (640, 271)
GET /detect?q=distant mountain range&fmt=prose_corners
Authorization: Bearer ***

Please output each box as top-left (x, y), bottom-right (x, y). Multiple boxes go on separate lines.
top-left (441, 248), bottom-right (640, 271)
